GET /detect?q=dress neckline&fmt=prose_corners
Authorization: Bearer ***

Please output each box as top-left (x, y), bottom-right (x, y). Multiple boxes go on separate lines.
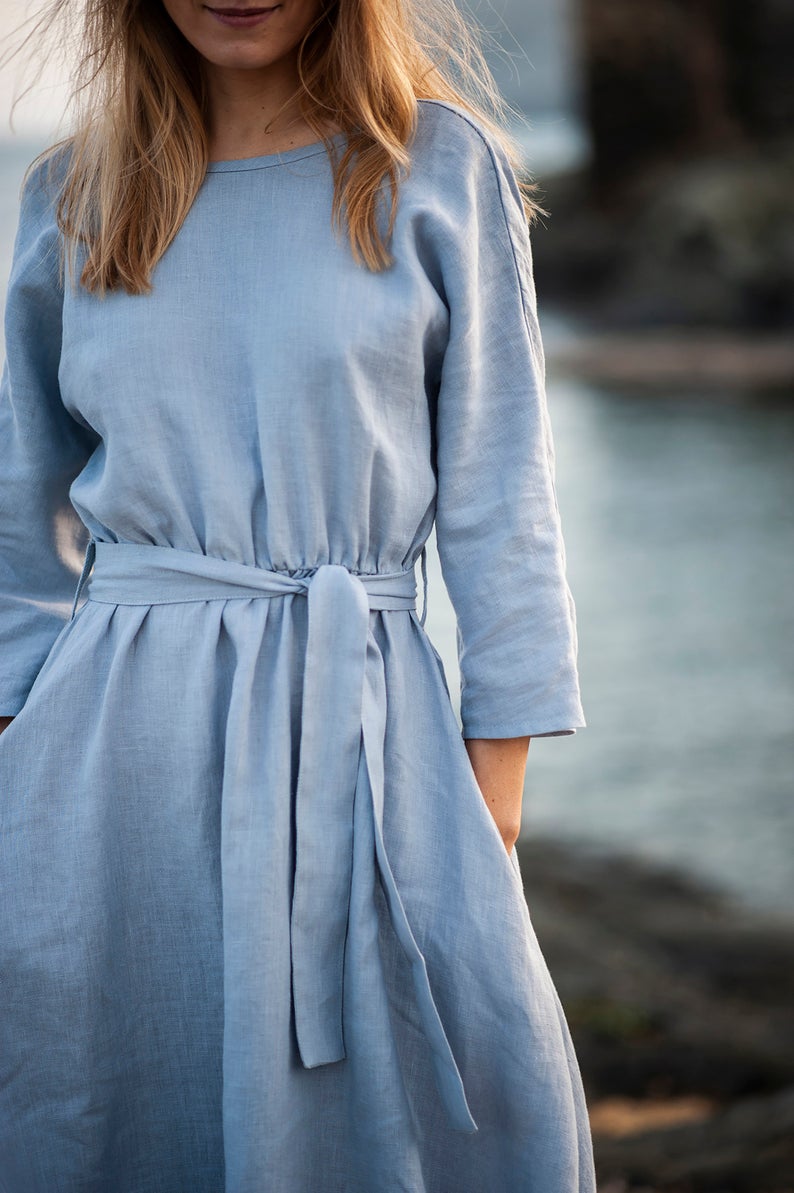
top-left (206, 131), bottom-right (348, 173)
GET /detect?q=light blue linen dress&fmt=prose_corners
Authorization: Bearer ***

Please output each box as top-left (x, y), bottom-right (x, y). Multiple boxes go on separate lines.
top-left (0, 98), bottom-right (594, 1191)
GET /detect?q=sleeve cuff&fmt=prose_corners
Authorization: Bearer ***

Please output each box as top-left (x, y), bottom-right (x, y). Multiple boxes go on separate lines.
top-left (459, 712), bottom-right (587, 739)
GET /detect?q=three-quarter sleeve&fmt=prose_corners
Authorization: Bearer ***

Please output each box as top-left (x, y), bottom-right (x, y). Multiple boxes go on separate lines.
top-left (430, 117), bottom-right (585, 739)
top-left (0, 157), bottom-right (98, 715)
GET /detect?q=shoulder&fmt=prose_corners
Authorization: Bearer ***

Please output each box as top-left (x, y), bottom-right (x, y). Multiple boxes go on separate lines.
top-left (413, 98), bottom-right (488, 143)
top-left (411, 99), bottom-right (518, 188)
top-left (405, 100), bottom-right (531, 271)
top-left (409, 99), bottom-right (526, 228)
top-left (412, 99), bottom-right (504, 162)
top-left (18, 140), bottom-right (72, 229)
top-left (9, 142), bottom-right (72, 293)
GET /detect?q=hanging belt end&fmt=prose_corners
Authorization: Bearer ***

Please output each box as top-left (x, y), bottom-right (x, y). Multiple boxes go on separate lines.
top-left (70, 537), bottom-right (96, 620)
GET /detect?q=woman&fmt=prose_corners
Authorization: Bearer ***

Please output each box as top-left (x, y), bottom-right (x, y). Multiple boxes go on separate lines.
top-left (0, 0), bottom-right (595, 1189)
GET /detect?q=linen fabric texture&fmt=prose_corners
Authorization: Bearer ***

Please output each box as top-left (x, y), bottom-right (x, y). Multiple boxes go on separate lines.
top-left (0, 98), bottom-right (594, 1191)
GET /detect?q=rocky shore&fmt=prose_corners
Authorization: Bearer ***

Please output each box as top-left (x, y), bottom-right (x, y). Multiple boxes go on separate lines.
top-left (526, 0), bottom-right (794, 354)
top-left (514, 835), bottom-right (794, 1191)
top-left (529, 148), bottom-right (794, 344)
top-left (543, 325), bottom-right (794, 395)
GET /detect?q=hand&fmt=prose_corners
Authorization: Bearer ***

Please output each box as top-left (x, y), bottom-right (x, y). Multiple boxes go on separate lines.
top-left (500, 831), bottom-right (519, 856)
top-left (464, 736), bottom-right (530, 852)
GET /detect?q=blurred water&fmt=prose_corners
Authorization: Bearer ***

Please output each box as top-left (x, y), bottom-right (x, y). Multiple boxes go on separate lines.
top-left (544, 367), bottom-right (793, 916)
top-left (1, 142), bottom-right (792, 920)
top-left (426, 315), bottom-right (794, 920)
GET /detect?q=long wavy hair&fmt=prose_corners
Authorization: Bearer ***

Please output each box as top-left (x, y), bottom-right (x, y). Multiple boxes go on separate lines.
top-left (3, 0), bottom-right (547, 296)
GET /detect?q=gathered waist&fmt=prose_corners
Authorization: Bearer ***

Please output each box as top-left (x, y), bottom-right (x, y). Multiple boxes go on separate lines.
top-left (71, 539), bottom-right (427, 626)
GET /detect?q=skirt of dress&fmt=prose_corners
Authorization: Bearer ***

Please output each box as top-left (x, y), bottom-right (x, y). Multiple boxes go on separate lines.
top-left (0, 593), bottom-right (596, 1193)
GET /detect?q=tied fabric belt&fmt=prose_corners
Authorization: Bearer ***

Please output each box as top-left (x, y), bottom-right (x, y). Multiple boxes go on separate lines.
top-left (70, 540), bottom-right (478, 1135)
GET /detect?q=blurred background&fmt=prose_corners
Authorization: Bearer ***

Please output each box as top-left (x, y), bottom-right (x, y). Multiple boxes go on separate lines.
top-left (1, 1), bottom-right (792, 1188)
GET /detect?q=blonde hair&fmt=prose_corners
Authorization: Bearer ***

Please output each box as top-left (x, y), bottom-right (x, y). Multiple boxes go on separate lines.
top-left (3, 0), bottom-right (547, 296)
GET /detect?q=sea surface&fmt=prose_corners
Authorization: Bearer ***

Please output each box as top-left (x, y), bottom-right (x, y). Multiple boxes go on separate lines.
top-left (426, 320), bottom-right (794, 922)
top-left (1, 140), bottom-right (792, 920)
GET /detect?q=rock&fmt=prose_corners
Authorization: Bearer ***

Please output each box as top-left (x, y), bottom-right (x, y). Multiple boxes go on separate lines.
top-left (529, 149), bottom-right (794, 331)
top-left (592, 1084), bottom-right (794, 1191)
top-left (513, 835), bottom-right (794, 1186)
top-left (527, 0), bottom-right (794, 330)
top-left (579, 0), bottom-right (741, 185)
top-left (514, 836), bottom-right (794, 1101)
top-left (578, 0), bottom-right (794, 185)
top-left (602, 148), bottom-right (794, 329)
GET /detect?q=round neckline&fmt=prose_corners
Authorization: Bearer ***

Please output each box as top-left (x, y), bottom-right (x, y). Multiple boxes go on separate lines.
top-left (206, 130), bottom-right (348, 173)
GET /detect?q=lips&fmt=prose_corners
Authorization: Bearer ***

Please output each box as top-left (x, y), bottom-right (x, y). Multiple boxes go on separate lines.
top-left (204, 5), bottom-right (281, 24)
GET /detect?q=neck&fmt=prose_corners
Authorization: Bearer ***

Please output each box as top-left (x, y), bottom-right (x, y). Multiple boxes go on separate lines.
top-left (203, 56), bottom-right (311, 158)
